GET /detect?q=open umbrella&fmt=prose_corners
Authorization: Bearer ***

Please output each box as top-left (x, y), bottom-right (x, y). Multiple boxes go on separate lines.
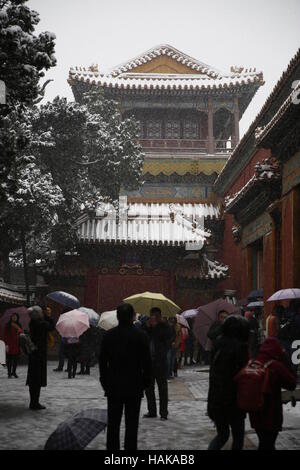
top-left (79, 307), bottom-right (100, 327)
top-left (176, 314), bottom-right (190, 328)
top-left (193, 299), bottom-right (240, 349)
top-left (47, 291), bottom-right (80, 310)
top-left (267, 288), bottom-right (300, 302)
top-left (56, 309), bottom-right (89, 338)
top-left (181, 309), bottom-right (198, 319)
top-left (123, 292), bottom-right (180, 317)
top-left (98, 310), bottom-right (118, 331)
top-left (247, 301), bottom-right (264, 308)
top-left (44, 408), bottom-right (107, 450)
top-left (247, 289), bottom-right (263, 301)
top-left (0, 306), bottom-right (30, 335)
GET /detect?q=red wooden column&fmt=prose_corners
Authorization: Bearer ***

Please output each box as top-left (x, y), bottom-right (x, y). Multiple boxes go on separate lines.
top-left (233, 97), bottom-right (240, 148)
top-left (208, 98), bottom-right (214, 154)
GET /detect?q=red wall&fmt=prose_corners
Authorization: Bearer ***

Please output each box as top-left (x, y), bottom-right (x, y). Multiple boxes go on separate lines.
top-left (219, 147), bottom-right (271, 299)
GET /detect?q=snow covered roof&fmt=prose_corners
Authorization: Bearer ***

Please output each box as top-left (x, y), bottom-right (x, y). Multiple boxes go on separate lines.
top-left (107, 44), bottom-right (223, 78)
top-left (225, 158), bottom-right (281, 212)
top-left (69, 69), bottom-right (263, 92)
top-left (255, 80), bottom-right (300, 144)
top-left (0, 283), bottom-right (26, 305)
top-left (175, 254), bottom-right (228, 280)
top-left (78, 199), bottom-right (220, 249)
top-left (69, 44), bottom-right (263, 92)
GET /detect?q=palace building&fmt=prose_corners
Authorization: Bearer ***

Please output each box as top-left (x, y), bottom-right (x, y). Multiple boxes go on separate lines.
top-left (214, 48), bottom-right (300, 317)
top-left (44, 45), bottom-right (263, 313)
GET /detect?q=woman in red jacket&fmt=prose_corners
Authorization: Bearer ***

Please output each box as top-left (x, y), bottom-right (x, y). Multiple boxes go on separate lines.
top-left (249, 337), bottom-right (296, 450)
top-left (4, 313), bottom-right (23, 378)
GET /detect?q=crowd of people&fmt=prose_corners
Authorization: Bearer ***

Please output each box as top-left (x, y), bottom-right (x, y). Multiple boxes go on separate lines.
top-left (0, 298), bottom-right (300, 451)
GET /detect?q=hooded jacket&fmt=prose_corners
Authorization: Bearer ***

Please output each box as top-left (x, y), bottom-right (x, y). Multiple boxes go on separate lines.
top-left (249, 337), bottom-right (296, 431)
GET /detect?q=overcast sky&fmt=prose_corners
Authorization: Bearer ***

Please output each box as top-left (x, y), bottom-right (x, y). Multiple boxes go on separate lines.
top-left (28, 0), bottom-right (300, 137)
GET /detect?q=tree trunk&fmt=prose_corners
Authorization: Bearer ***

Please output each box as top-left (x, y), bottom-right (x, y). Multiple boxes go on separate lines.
top-left (1, 249), bottom-right (11, 283)
top-left (21, 230), bottom-right (30, 306)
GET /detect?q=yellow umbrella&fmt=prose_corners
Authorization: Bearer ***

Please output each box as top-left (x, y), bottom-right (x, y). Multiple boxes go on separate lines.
top-left (123, 292), bottom-right (180, 317)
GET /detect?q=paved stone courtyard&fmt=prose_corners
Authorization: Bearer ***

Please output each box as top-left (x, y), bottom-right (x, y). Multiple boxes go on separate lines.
top-left (0, 361), bottom-right (300, 450)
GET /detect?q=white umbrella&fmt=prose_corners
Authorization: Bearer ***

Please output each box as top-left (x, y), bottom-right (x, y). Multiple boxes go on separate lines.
top-left (267, 288), bottom-right (300, 302)
top-left (98, 310), bottom-right (118, 331)
top-left (176, 314), bottom-right (190, 328)
top-left (247, 301), bottom-right (264, 308)
top-left (181, 309), bottom-right (198, 319)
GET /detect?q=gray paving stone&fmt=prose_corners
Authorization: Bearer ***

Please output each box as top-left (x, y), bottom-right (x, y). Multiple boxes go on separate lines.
top-left (0, 362), bottom-right (299, 450)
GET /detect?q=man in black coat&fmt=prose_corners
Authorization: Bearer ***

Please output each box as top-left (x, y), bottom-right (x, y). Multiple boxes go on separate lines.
top-left (142, 307), bottom-right (173, 420)
top-left (99, 303), bottom-right (152, 451)
top-left (26, 306), bottom-right (55, 410)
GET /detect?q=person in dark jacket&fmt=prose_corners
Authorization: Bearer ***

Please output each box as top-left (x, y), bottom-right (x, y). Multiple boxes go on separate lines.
top-left (99, 303), bottom-right (152, 451)
top-left (143, 307), bottom-right (173, 420)
top-left (77, 326), bottom-right (96, 375)
top-left (249, 337), bottom-right (296, 450)
top-left (207, 310), bottom-right (229, 354)
top-left (207, 315), bottom-right (250, 450)
top-left (26, 305), bottom-right (55, 410)
top-left (4, 313), bottom-right (22, 378)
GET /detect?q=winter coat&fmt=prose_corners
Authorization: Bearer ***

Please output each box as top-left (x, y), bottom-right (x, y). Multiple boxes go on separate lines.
top-left (207, 336), bottom-right (249, 421)
top-left (143, 322), bottom-right (173, 365)
top-left (266, 313), bottom-right (279, 338)
top-left (249, 338), bottom-right (296, 432)
top-left (26, 316), bottom-right (55, 388)
top-left (180, 327), bottom-right (189, 353)
top-left (99, 324), bottom-right (152, 398)
top-left (207, 321), bottom-right (223, 351)
top-left (78, 327), bottom-right (95, 362)
top-left (4, 323), bottom-right (22, 355)
top-left (173, 323), bottom-right (181, 351)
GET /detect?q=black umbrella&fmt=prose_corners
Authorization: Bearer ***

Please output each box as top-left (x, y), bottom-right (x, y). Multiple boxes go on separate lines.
top-left (247, 289), bottom-right (263, 301)
top-left (44, 408), bottom-right (107, 450)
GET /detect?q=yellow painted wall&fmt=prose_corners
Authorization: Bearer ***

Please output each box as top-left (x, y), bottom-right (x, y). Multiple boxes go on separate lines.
top-left (131, 56), bottom-right (203, 75)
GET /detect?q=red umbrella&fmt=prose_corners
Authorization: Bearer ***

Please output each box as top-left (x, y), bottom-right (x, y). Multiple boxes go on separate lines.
top-left (193, 299), bottom-right (240, 350)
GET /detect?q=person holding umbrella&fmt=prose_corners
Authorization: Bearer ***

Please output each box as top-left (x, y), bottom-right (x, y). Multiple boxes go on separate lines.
top-left (99, 303), bottom-right (152, 451)
top-left (143, 307), bottom-right (173, 421)
top-left (26, 306), bottom-right (55, 410)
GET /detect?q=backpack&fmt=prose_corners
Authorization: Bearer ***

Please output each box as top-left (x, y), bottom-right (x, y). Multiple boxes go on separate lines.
top-left (19, 333), bottom-right (37, 355)
top-left (234, 359), bottom-right (273, 412)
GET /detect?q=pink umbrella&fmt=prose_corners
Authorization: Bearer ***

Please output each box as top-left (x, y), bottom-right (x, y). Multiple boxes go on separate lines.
top-left (56, 309), bottom-right (89, 338)
top-left (0, 306), bottom-right (29, 338)
top-left (193, 299), bottom-right (240, 349)
top-left (267, 288), bottom-right (300, 302)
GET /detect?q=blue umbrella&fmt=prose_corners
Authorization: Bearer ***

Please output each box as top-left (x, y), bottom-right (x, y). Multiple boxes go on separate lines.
top-left (47, 291), bottom-right (80, 310)
top-left (44, 408), bottom-right (107, 450)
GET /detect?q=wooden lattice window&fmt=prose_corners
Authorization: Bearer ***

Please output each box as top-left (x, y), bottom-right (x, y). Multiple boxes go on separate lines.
top-left (146, 120), bottom-right (162, 139)
top-left (165, 120), bottom-right (181, 139)
top-left (183, 120), bottom-right (199, 139)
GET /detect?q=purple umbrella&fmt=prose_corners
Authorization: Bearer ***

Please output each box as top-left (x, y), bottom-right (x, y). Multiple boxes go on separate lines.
top-left (47, 291), bottom-right (80, 310)
top-left (267, 289), bottom-right (300, 302)
top-left (193, 299), bottom-right (240, 350)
